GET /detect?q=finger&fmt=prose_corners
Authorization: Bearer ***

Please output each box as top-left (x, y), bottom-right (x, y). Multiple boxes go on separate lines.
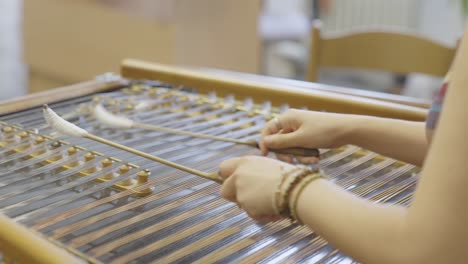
top-left (296, 156), bottom-right (320, 165)
top-left (245, 211), bottom-right (262, 221)
top-left (260, 125), bottom-right (292, 156)
top-left (220, 174), bottom-right (237, 202)
top-left (264, 131), bottom-right (301, 149)
top-left (259, 119), bottom-right (282, 155)
top-left (281, 125), bottom-right (294, 134)
top-left (275, 153), bottom-right (295, 163)
top-left (219, 157), bottom-right (244, 179)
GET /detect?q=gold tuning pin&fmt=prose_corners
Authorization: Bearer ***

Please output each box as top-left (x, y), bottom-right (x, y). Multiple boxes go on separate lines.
top-left (65, 147), bottom-right (79, 168)
top-left (0, 127), bottom-right (15, 147)
top-left (32, 136), bottom-right (47, 156)
top-left (134, 170), bottom-right (153, 194)
top-left (2, 126), bottom-right (15, 142)
top-left (17, 131), bottom-right (29, 139)
top-left (101, 158), bottom-right (113, 167)
top-left (118, 164), bottom-right (130, 173)
top-left (48, 141), bottom-right (63, 162)
top-left (130, 84), bottom-right (144, 94)
top-left (84, 152), bottom-right (95, 162)
top-left (100, 158), bottom-right (114, 180)
top-left (67, 147), bottom-right (77, 156)
top-left (11, 131), bottom-right (30, 151)
top-left (2, 126), bottom-right (14, 134)
top-left (34, 136), bottom-right (45, 145)
top-left (81, 152), bottom-right (97, 174)
top-left (136, 170), bottom-right (149, 184)
top-left (118, 165), bottom-right (135, 186)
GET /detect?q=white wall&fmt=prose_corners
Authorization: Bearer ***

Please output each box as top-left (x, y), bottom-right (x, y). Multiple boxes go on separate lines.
top-left (0, 0), bottom-right (26, 100)
top-left (321, 0), bottom-right (419, 33)
top-left (415, 0), bottom-right (464, 46)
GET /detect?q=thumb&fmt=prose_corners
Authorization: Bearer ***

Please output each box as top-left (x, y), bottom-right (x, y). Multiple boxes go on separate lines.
top-left (263, 131), bottom-right (301, 149)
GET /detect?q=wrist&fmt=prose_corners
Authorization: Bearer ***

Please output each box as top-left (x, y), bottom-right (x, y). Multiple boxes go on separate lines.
top-left (293, 177), bottom-right (327, 224)
top-left (340, 114), bottom-right (369, 146)
top-left (288, 171), bottom-right (323, 223)
top-left (273, 165), bottom-right (323, 223)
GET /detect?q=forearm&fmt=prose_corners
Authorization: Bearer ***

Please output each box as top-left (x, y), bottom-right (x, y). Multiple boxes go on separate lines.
top-left (296, 179), bottom-right (409, 263)
top-left (342, 115), bottom-right (428, 166)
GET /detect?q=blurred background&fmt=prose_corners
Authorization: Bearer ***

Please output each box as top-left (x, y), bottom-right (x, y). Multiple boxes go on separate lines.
top-left (0, 0), bottom-right (465, 101)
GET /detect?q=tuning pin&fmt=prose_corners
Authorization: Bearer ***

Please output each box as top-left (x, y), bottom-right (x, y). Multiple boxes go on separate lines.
top-left (135, 170), bottom-right (154, 194)
top-left (50, 141), bottom-right (61, 148)
top-left (8, 131), bottom-right (31, 152)
top-left (130, 84), bottom-right (144, 94)
top-left (17, 131), bottom-right (28, 137)
top-left (65, 147), bottom-right (79, 168)
top-left (100, 158), bottom-right (114, 180)
top-left (1, 126), bottom-right (15, 142)
top-left (34, 136), bottom-right (45, 145)
top-left (32, 136), bottom-right (47, 156)
top-left (84, 152), bottom-right (95, 162)
top-left (16, 131), bottom-right (30, 145)
top-left (118, 164), bottom-right (135, 186)
top-left (137, 170), bottom-right (149, 184)
top-left (82, 152), bottom-right (97, 174)
top-left (2, 126), bottom-right (13, 133)
top-left (48, 141), bottom-right (63, 162)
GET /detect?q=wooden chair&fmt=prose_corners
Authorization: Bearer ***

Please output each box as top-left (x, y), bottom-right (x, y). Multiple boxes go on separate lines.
top-left (307, 20), bottom-right (456, 83)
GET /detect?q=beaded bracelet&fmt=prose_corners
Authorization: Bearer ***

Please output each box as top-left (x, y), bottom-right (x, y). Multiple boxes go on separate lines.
top-left (273, 166), bottom-right (298, 215)
top-left (288, 172), bottom-right (323, 224)
top-left (273, 166), bottom-right (301, 215)
top-left (274, 166), bottom-right (320, 218)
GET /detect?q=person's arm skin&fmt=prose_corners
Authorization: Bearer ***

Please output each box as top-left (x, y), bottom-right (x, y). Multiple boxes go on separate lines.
top-left (346, 117), bottom-right (428, 166)
top-left (260, 111), bottom-right (428, 167)
top-left (221, 28), bottom-right (468, 264)
top-left (286, 33), bottom-right (468, 263)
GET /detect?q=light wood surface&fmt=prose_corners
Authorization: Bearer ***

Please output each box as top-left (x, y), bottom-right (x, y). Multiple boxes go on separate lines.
top-left (23, 0), bottom-right (261, 93)
top-left (307, 21), bottom-right (456, 82)
top-left (200, 67), bottom-right (431, 108)
top-left (0, 214), bottom-right (83, 264)
top-left (173, 0), bottom-right (261, 73)
top-left (121, 59), bottom-right (428, 121)
top-left (0, 79), bottom-right (125, 116)
top-left (23, 0), bottom-right (174, 85)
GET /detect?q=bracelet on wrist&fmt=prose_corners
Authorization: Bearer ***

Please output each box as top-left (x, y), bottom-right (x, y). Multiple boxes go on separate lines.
top-left (288, 172), bottom-right (322, 224)
top-left (273, 166), bottom-right (301, 215)
top-left (273, 166), bottom-right (321, 219)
